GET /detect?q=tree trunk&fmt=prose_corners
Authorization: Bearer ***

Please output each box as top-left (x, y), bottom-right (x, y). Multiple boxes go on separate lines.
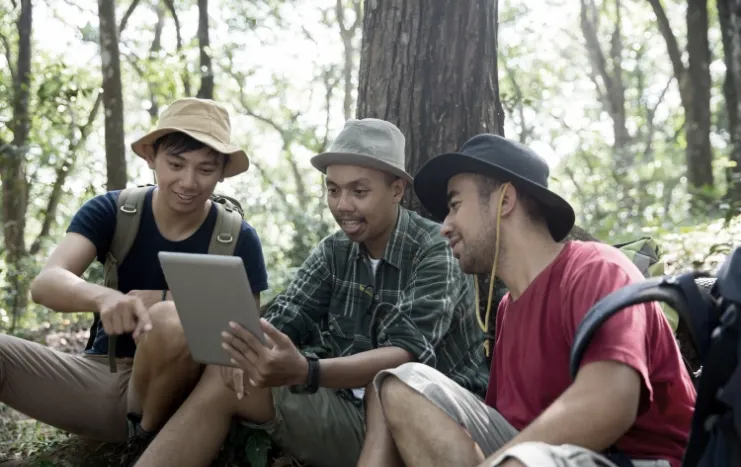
top-left (148, 1), bottom-right (166, 122)
top-left (647, 0), bottom-right (714, 202)
top-left (197, 0), bottom-right (214, 99)
top-left (357, 0), bottom-right (504, 339)
top-left (356, 0), bottom-right (504, 216)
top-left (336, 0), bottom-right (362, 121)
top-left (685, 0), bottom-right (713, 195)
top-left (579, 0), bottom-right (631, 169)
top-left (721, 0), bottom-right (741, 205)
top-left (1, 0), bottom-right (32, 330)
top-left (733, 0), bottom-right (741, 207)
top-left (97, 0), bottom-right (127, 191)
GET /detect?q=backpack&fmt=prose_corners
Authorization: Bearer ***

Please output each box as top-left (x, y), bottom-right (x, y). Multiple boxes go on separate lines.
top-left (570, 246), bottom-right (741, 466)
top-left (83, 185), bottom-right (245, 373)
top-left (612, 237), bottom-right (679, 332)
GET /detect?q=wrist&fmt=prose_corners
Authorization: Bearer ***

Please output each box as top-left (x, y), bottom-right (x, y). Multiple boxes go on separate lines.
top-left (90, 285), bottom-right (120, 312)
top-left (295, 355), bottom-right (310, 386)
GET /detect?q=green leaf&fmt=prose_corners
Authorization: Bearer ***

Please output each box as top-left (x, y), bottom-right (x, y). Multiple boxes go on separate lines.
top-left (244, 430), bottom-right (272, 467)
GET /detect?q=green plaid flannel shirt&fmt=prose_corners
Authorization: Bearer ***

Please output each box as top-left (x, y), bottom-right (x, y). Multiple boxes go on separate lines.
top-left (265, 207), bottom-right (490, 401)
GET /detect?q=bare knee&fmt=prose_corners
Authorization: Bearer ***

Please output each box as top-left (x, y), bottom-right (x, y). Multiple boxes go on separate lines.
top-left (199, 365), bottom-right (239, 405)
top-left (379, 376), bottom-right (414, 427)
top-left (136, 301), bottom-right (191, 366)
top-left (198, 365), bottom-right (273, 421)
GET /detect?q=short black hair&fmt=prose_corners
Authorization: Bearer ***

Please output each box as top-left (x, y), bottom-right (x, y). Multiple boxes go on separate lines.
top-left (474, 175), bottom-right (544, 222)
top-left (152, 132), bottom-right (229, 167)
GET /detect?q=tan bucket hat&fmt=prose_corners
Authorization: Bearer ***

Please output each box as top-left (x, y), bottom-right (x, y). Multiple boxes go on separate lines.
top-left (311, 118), bottom-right (412, 182)
top-left (130, 97), bottom-right (249, 178)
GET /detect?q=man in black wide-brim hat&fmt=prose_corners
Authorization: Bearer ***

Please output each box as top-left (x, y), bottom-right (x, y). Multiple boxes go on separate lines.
top-left (364, 134), bottom-right (696, 467)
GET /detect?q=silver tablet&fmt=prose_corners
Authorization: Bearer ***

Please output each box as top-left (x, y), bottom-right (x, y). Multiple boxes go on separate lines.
top-left (158, 251), bottom-right (266, 367)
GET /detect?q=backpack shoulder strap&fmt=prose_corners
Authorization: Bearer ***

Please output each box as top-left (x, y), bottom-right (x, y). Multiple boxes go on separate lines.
top-left (104, 186), bottom-right (149, 286)
top-left (208, 200), bottom-right (243, 256)
top-left (569, 273), bottom-right (714, 381)
top-left (102, 185), bottom-right (149, 373)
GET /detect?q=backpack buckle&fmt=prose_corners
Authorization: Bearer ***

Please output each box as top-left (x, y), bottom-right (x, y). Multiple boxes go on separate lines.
top-left (120, 205), bottom-right (137, 214)
top-left (216, 233), bottom-right (233, 244)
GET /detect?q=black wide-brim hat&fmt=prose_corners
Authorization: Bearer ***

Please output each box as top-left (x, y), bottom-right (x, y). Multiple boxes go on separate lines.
top-left (414, 134), bottom-right (575, 242)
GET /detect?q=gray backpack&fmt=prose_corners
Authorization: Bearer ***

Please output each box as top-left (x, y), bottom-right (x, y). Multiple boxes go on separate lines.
top-left (83, 185), bottom-right (244, 372)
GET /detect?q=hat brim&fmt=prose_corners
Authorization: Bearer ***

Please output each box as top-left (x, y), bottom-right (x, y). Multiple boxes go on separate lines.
top-left (130, 127), bottom-right (250, 178)
top-left (414, 153), bottom-right (575, 242)
top-left (310, 152), bottom-right (413, 183)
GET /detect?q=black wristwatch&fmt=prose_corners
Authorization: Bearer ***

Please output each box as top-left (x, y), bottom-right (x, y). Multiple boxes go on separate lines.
top-left (305, 354), bottom-right (320, 394)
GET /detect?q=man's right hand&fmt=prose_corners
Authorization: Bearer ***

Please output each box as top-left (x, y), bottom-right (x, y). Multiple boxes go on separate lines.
top-left (96, 291), bottom-right (152, 339)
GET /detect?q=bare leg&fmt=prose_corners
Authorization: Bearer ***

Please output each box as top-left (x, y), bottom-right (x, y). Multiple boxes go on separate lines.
top-left (134, 365), bottom-right (275, 467)
top-left (380, 376), bottom-right (485, 467)
top-left (130, 301), bottom-right (203, 433)
top-left (357, 382), bottom-right (404, 467)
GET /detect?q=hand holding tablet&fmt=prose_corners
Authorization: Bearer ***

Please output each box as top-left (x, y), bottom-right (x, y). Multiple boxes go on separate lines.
top-left (158, 251), bottom-right (266, 367)
top-left (220, 318), bottom-right (309, 389)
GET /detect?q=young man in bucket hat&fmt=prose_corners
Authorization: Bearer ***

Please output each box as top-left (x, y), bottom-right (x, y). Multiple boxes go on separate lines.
top-left (366, 134), bottom-right (697, 467)
top-left (132, 118), bottom-right (489, 467)
top-left (0, 98), bottom-right (269, 453)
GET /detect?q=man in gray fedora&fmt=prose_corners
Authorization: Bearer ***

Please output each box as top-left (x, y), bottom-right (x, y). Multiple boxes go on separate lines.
top-left (134, 118), bottom-right (489, 467)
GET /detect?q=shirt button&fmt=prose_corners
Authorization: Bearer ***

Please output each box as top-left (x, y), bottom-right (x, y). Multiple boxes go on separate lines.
top-left (329, 324), bottom-right (335, 331)
top-left (374, 294), bottom-right (380, 300)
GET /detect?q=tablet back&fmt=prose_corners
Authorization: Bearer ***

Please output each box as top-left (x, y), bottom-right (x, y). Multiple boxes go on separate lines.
top-left (158, 251), bottom-right (266, 366)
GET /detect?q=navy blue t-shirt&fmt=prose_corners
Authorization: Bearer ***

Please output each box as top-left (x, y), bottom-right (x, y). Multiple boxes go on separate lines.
top-left (67, 186), bottom-right (269, 358)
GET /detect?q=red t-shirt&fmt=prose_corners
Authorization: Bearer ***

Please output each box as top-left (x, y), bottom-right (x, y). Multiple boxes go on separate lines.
top-left (484, 241), bottom-right (696, 466)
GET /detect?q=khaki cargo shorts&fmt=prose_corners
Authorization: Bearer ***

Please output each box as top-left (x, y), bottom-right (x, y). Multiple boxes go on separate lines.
top-left (0, 333), bottom-right (141, 443)
top-left (239, 386), bottom-right (364, 467)
top-left (374, 362), bottom-right (671, 467)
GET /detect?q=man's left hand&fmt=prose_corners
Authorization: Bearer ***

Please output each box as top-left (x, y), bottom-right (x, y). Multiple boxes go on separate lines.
top-left (221, 318), bottom-right (309, 388)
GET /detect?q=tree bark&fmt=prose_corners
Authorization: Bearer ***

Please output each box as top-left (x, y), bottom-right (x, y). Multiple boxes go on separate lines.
top-left (97, 0), bottom-right (128, 191)
top-left (147, 1), bottom-right (165, 122)
top-left (720, 0), bottom-right (741, 204)
top-left (357, 0), bottom-right (504, 340)
top-left (163, 0), bottom-right (191, 96)
top-left (685, 0), bottom-right (713, 194)
top-left (336, 0), bottom-right (362, 121)
top-left (357, 0), bottom-right (504, 216)
top-left (197, 0), bottom-right (214, 99)
top-left (579, 0), bottom-right (631, 168)
top-left (647, 0), bottom-right (714, 201)
top-left (1, 0), bottom-right (32, 329)
top-left (733, 0), bottom-right (741, 207)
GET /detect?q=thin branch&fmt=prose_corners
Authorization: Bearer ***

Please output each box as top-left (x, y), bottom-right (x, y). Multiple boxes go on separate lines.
top-left (118, 0), bottom-right (141, 35)
top-left (319, 68), bottom-right (337, 152)
top-left (336, 0), bottom-right (348, 35)
top-left (501, 58), bottom-right (530, 143)
top-left (580, 0), bottom-right (614, 114)
top-left (250, 161), bottom-right (290, 205)
top-left (642, 76), bottom-right (673, 160)
top-left (163, 0), bottom-right (190, 95)
top-left (0, 32), bottom-right (15, 84)
top-left (162, 0), bottom-right (183, 49)
top-left (31, 93), bottom-right (102, 255)
top-left (351, 0), bottom-right (362, 31)
top-left (646, 0), bottom-right (686, 95)
top-left (58, 0), bottom-right (88, 13)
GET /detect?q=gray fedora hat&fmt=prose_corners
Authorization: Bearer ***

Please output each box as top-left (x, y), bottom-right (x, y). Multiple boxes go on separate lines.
top-left (310, 118), bottom-right (413, 182)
